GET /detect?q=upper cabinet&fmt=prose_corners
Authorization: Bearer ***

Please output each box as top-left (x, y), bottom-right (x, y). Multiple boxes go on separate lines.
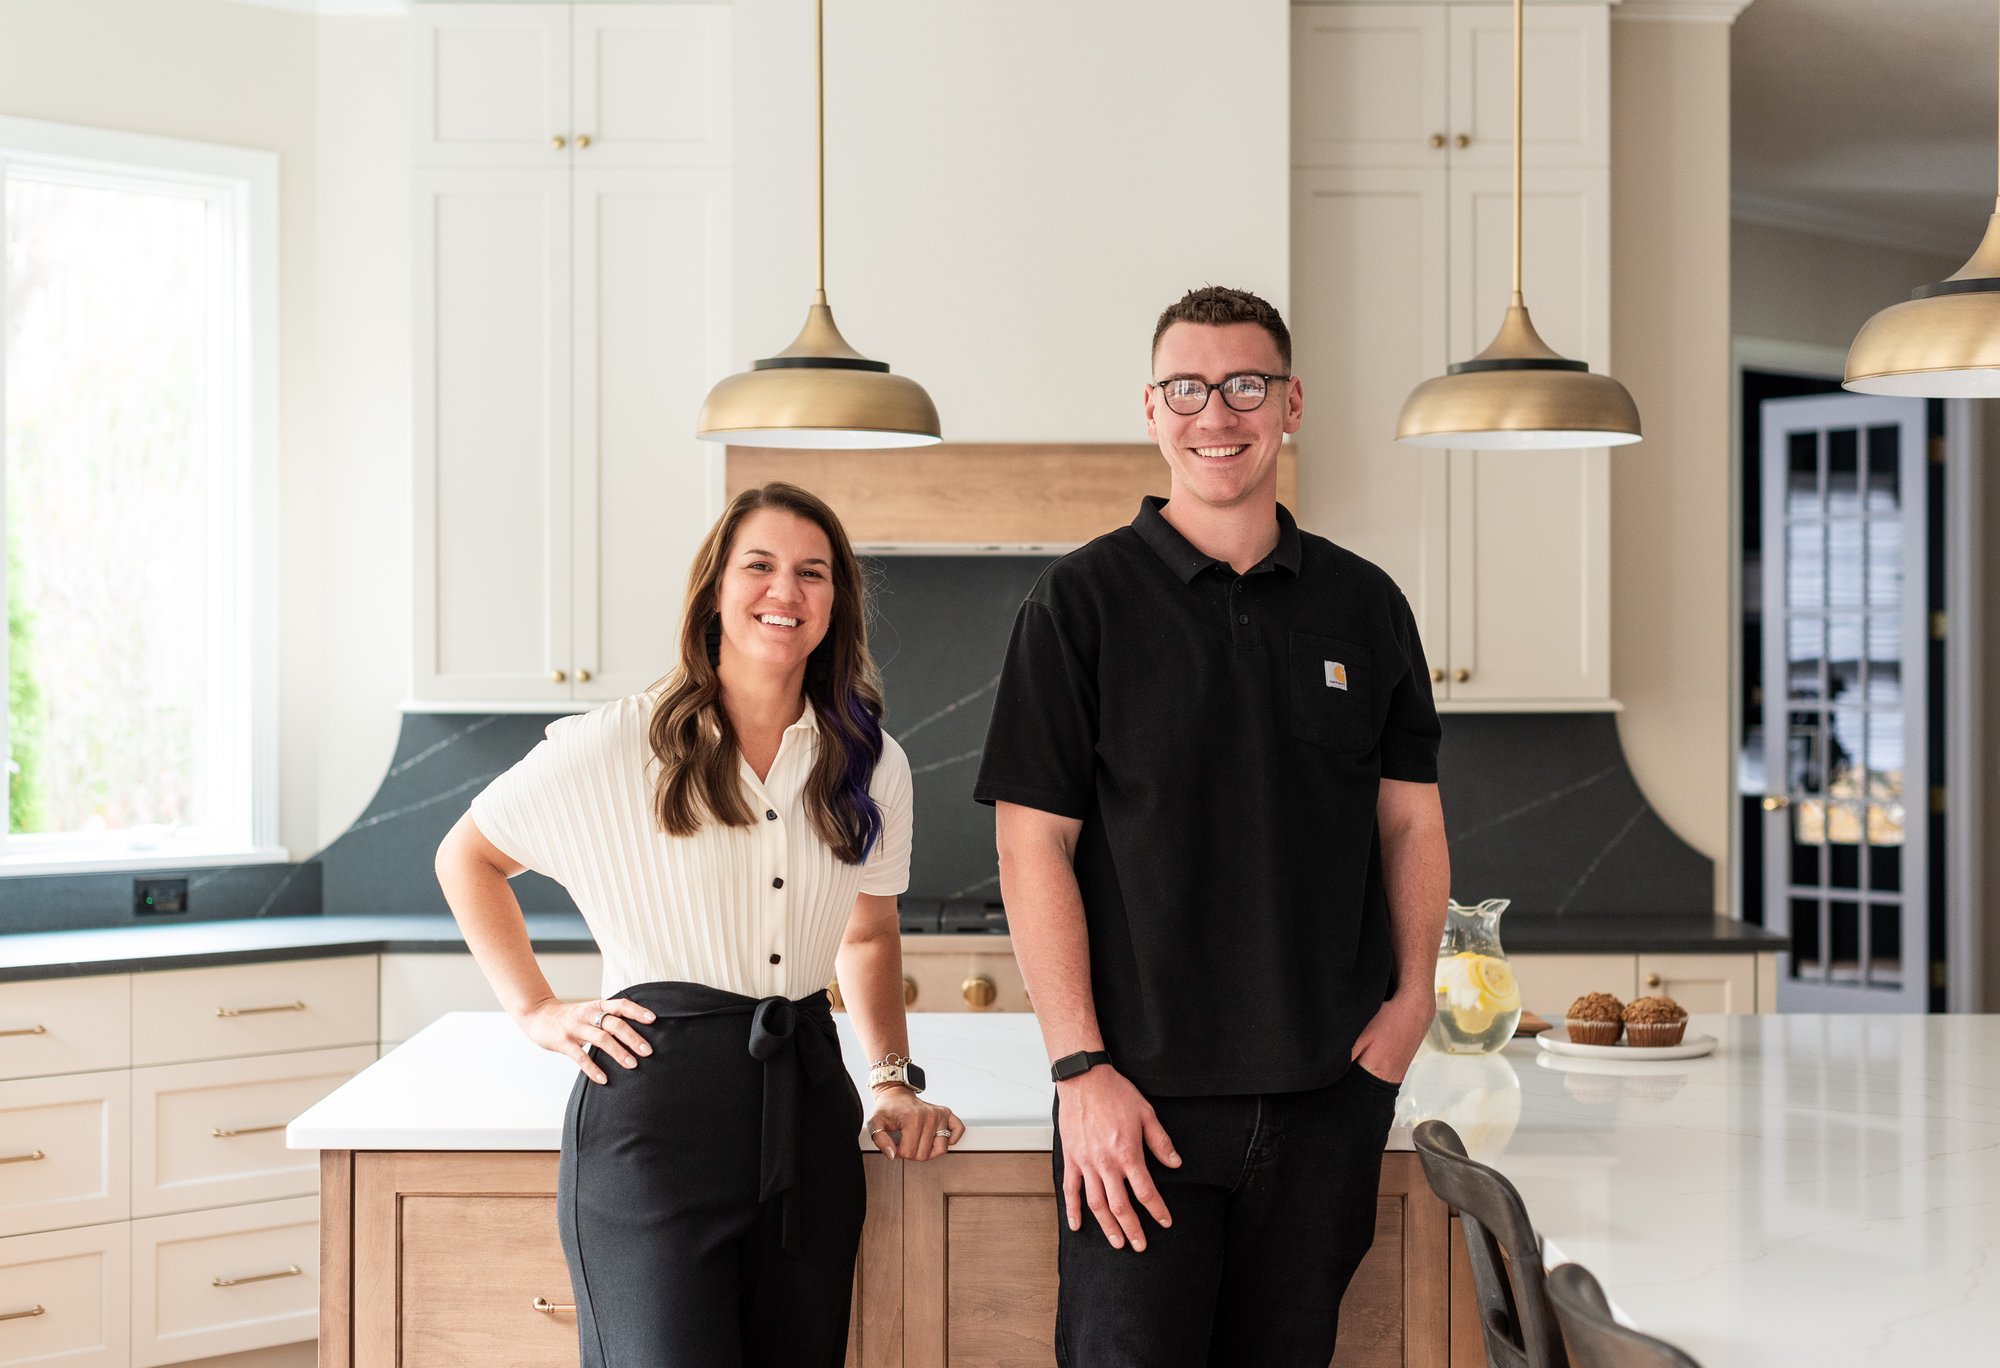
top-left (1291, 2), bottom-right (1613, 707)
top-left (411, 4), bottom-right (730, 169)
top-left (410, 5), bottom-right (731, 708)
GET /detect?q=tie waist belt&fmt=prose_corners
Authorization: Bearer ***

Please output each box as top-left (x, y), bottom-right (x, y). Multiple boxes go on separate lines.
top-left (611, 980), bottom-right (845, 1254)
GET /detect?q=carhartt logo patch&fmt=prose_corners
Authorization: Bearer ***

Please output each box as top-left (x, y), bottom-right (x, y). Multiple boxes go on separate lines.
top-left (1325, 660), bottom-right (1348, 690)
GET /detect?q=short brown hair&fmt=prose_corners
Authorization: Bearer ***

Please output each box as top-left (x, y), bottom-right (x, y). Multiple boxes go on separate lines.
top-left (1151, 286), bottom-right (1291, 373)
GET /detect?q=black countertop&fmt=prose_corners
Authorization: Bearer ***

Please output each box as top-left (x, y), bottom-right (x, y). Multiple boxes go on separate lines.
top-left (0, 912), bottom-right (1785, 983)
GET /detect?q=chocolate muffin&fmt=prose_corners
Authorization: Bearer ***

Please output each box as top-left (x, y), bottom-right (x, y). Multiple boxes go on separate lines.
top-left (1622, 995), bottom-right (1689, 1047)
top-left (1565, 992), bottom-right (1625, 1046)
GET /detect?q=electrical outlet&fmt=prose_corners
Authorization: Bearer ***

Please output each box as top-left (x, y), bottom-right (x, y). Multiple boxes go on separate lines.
top-left (134, 877), bottom-right (188, 915)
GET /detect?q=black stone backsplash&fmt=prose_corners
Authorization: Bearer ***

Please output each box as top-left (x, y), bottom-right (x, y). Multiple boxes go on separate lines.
top-left (3, 562), bottom-right (1711, 930)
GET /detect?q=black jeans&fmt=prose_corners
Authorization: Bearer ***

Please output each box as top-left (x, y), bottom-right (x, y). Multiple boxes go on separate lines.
top-left (1051, 1063), bottom-right (1401, 1368)
top-left (557, 982), bottom-right (866, 1368)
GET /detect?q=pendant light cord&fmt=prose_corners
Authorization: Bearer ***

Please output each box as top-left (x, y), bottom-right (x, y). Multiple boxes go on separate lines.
top-left (1512, 0), bottom-right (1524, 301)
top-left (814, 0), bottom-right (827, 301)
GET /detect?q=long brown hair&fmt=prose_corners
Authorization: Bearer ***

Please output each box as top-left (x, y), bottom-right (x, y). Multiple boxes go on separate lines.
top-left (649, 483), bottom-right (886, 863)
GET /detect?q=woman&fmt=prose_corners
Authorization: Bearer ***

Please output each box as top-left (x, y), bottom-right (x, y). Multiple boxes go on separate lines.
top-left (434, 482), bottom-right (962, 1368)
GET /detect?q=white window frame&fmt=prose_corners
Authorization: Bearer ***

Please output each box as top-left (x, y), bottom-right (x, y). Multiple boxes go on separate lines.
top-left (0, 116), bottom-right (282, 875)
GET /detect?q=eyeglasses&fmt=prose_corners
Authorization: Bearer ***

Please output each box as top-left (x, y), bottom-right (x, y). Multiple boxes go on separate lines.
top-left (1149, 372), bottom-right (1291, 416)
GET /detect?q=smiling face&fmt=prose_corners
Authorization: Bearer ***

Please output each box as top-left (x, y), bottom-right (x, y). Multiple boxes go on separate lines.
top-left (1145, 320), bottom-right (1302, 512)
top-left (714, 507), bottom-right (837, 679)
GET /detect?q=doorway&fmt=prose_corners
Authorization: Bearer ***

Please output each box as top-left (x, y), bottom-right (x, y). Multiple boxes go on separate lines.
top-left (1737, 366), bottom-right (1946, 1012)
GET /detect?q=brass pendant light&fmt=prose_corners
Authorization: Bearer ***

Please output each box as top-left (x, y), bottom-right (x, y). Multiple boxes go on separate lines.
top-left (1845, 3), bottom-right (2000, 396)
top-left (1397, 0), bottom-right (1641, 449)
top-left (695, 0), bottom-right (941, 447)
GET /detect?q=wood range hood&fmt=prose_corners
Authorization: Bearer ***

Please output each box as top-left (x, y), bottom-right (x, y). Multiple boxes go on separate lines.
top-left (727, 443), bottom-right (1301, 552)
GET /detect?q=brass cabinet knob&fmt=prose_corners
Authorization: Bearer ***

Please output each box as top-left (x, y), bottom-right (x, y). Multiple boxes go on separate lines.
top-left (1644, 973), bottom-right (1663, 989)
top-left (825, 980), bottom-right (843, 1010)
top-left (550, 135), bottom-right (566, 150)
top-left (1762, 795), bottom-right (1790, 811)
top-left (552, 669), bottom-right (567, 684)
top-left (1429, 132), bottom-right (1447, 149)
top-left (1430, 667), bottom-right (1444, 684)
top-left (902, 975), bottom-right (918, 1007)
top-left (576, 668), bottom-right (592, 683)
top-left (1454, 133), bottom-right (1471, 149)
top-left (1454, 668), bottom-right (1470, 683)
top-left (962, 975), bottom-right (997, 1010)
top-left (575, 134), bottom-right (591, 149)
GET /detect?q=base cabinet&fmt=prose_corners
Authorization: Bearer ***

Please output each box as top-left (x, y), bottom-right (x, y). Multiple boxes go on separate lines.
top-left (324, 1150), bottom-right (1468, 1368)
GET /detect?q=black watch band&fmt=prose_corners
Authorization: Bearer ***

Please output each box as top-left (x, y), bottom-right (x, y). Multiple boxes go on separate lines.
top-left (1050, 1050), bottom-right (1112, 1082)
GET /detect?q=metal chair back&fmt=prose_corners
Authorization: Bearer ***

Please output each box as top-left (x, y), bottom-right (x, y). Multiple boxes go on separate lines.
top-left (1411, 1119), bottom-right (1566, 1368)
top-left (1547, 1262), bottom-right (1703, 1368)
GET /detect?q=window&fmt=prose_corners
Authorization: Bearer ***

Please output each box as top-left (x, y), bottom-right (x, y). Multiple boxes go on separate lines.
top-left (0, 117), bottom-right (278, 872)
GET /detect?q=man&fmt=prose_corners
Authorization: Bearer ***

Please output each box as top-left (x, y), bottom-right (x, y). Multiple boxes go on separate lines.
top-left (973, 286), bottom-right (1449, 1367)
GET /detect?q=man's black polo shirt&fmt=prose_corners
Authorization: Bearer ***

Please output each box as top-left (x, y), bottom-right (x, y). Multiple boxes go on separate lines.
top-left (973, 497), bottom-right (1442, 1097)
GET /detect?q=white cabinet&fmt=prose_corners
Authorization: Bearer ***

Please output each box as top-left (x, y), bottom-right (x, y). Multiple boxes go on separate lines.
top-left (377, 952), bottom-right (602, 1047)
top-left (1291, 2), bottom-right (1613, 705)
top-left (0, 1074), bottom-right (129, 1240)
top-left (128, 1197), bottom-right (319, 1368)
top-left (1636, 954), bottom-right (1758, 1015)
top-left (412, 4), bottom-right (730, 708)
top-left (0, 1223), bottom-right (129, 1368)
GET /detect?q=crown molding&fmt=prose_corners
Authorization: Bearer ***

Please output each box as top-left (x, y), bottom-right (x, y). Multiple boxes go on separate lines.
top-left (1732, 190), bottom-right (1974, 262)
top-left (1614, 0), bottom-right (1754, 23)
top-left (226, 0), bottom-right (408, 15)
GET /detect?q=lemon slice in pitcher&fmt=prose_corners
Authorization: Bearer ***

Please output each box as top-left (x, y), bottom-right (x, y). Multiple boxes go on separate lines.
top-left (1469, 956), bottom-right (1521, 1011)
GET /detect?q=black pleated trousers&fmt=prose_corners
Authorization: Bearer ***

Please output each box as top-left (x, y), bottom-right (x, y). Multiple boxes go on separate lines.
top-left (557, 981), bottom-right (866, 1368)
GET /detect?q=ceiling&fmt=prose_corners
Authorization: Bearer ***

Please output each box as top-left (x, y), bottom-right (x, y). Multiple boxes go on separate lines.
top-left (1733, 0), bottom-right (1997, 259)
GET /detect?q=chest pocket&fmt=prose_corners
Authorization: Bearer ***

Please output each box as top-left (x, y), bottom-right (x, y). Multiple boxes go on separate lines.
top-left (1288, 633), bottom-right (1376, 753)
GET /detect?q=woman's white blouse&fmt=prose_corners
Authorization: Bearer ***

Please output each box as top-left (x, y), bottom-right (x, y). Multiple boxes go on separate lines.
top-left (469, 691), bottom-right (913, 1002)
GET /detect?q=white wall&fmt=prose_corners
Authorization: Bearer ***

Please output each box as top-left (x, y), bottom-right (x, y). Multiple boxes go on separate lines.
top-left (0, 0), bottom-right (409, 856)
top-left (730, 0), bottom-right (1292, 444)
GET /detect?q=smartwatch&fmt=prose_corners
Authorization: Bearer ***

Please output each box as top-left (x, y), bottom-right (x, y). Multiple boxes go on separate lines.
top-left (868, 1054), bottom-right (927, 1093)
top-left (1050, 1049), bottom-right (1112, 1082)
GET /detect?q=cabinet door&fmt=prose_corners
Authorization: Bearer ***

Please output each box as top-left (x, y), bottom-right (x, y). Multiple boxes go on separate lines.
top-left (1446, 5), bottom-right (1609, 170)
top-left (1507, 954), bottom-right (1637, 1019)
top-left (411, 5), bottom-right (573, 169)
top-left (570, 169), bottom-right (730, 701)
top-left (1445, 165), bottom-right (1611, 703)
top-left (0, 1223), bottom-right (129, 1368)
top-left (414, 168), bottom-right (577, 704)
top-left (900, 1152), bottom-right (1449, 1366)
top-left (571, 6), bottom-right (731, 169)
top-left (354, 1152), bottom-right (575, 1368)
top-left (1292, 5), bottom-right (1449, 169)
top-left (1293, 168), bottom-right (1451, 661)
top-left (0, 976), bottom-right (128, 1081)
top-left (377, 953), bottom-right (603, 1048)
top-left (1636, 955), bottom-right (1756, 1015)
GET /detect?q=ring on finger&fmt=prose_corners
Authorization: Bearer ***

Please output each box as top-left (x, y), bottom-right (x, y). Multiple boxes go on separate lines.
top-left (591, 1010), bottom-right (606, 1028)
top-left (935, 1127), bottom-right (952, 1138)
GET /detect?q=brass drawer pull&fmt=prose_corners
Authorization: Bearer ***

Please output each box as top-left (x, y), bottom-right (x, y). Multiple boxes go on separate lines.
top-left (532, 1297), bottom-right (575, 1314)
top-left (215, 1001), bottom-right (306, 1019)
top-left (0, 1025), bottom-right (46, 1038)
top-left (212, 1124), bottom-right (287, 1139)
top-left (213, 1265), bottom-right (301, 1288)
top-left (901, 975), bottom-right (918, 1007)
top-left (0, 1305), bottom-right (45, 1322)
top-left (0, 1150), bottom-right (45, 1166)
top-left (962, 975), bottom-right (997, 1010)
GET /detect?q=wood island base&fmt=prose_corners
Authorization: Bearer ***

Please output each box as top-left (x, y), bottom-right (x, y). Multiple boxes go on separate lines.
top-left (318, 1147), bottom-right (1475, 1368)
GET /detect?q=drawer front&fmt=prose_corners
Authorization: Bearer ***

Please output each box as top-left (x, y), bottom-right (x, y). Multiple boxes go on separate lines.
top-left (132, 956), bottom-right (377, 1065)
top-left (133, 1046), bottom-right (375, 1217)
top-left (378, 952), bottom-right (601, 1045)
top-left (397, 1191), bottom-right (578, 1368)
top-left (0, 1222), bottom-right (130, 1368)
top-left (0, 977), bottom-right (130, 1081)
top-left (896, 951), bottom-right (1027, 1014)
top-left (130, 1196), bottom-right (318, 1367)
top-left (0, 1075), bottom-right (129, 1238)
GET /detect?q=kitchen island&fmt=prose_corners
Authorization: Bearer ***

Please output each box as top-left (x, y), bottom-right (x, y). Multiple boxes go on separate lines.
top-left (290, 1012), bottom-right (1996, 1367)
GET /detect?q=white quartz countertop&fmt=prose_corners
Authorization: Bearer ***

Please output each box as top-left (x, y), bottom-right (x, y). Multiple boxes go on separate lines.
top-left (290, 1012), bottom-right (1999, 1366)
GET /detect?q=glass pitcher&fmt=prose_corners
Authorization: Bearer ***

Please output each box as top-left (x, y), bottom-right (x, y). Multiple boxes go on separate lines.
top-left (1426, 898), bottom-right (1522, 1054)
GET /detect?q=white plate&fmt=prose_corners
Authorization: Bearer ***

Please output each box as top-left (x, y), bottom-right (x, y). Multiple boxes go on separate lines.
top-left (1536, 1026), bottom-right (1717, 1061)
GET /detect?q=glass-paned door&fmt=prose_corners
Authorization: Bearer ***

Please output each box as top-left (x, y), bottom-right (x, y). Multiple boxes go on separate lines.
top-left (1760, 394), bottom-right (1927, 1011)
